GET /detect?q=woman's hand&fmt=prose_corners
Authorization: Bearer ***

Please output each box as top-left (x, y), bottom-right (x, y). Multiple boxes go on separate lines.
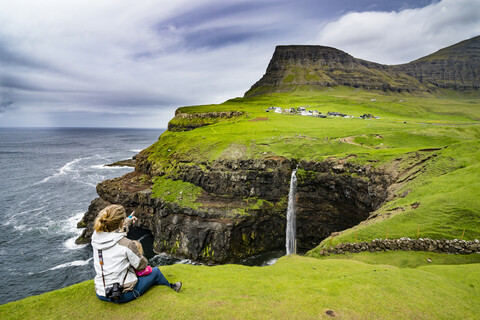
top-left (128, 211), bottom-right (138, 224)
top-left (124, 211), bottom-right (137, 228)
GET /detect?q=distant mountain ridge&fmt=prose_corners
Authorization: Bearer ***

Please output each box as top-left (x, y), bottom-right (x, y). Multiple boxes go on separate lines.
top-left (245, 36), bottom-right (480, 97)
top-left (394, 36), bottom-right (480, 90)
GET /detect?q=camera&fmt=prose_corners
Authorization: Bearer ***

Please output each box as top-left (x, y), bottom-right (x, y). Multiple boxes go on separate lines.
top-left (105, 282), bottom-right (123, 302)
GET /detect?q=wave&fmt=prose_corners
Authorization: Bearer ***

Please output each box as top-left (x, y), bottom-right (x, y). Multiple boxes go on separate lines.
top-left (130, 149), bottom-right (142, 153)
top-left (62, 212), bottom-right (88, 250)
top-left (90, 164), bottom-right (127, 170)
top-left (63, 236), bottom-right (88, 250)
top-left (2, 205), bottom-right (47, 227)
top-left (33, 155), bottom-right (104, 186)
top-left (137, 234), bottom-right (149, 242)
top-left (34, 158), bottom-right (83, 185)
top-left (65, 212), bottom-right (86, 232)
top-left (27, 258), bottom-right (93, 275)
top-left (74, 180), bottom-right (97, 188)
top-left (48, 258), bottom-right (93, 271)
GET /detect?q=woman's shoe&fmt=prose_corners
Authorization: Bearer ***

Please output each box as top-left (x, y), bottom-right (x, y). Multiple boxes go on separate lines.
top-left (171, 281), bottom-right (182, 292)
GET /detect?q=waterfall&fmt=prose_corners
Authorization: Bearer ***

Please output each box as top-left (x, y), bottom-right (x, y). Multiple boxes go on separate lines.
top-left (286, 168), bottom-right (297, 255)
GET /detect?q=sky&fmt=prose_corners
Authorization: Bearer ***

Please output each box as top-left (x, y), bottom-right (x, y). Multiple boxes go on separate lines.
top-left (1, 0), bottom-right (479, 128)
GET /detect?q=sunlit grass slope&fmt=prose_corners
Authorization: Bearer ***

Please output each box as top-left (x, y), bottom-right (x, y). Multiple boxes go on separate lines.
top-left (148, 88), bottom-right (479, 166)
top-left (146, 87), bottom-right (480, 244)
top-left (2, 254), bottom-right (479, 320)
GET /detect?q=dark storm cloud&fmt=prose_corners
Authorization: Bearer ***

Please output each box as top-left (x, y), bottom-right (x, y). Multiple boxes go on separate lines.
top-left (0, 101), bottom-right (15, 113)
top-left (182, 27), bottom-right (262, 49)
top-left (151, 1), bottom-right (285, 51)
top-left (0, 74), bottom-right (46, 92)
top-left (0, 42), bottom-right (43, 69)
top-left (297, 0), bottom-right (441, 16)
top-left (0, 40), bottom-right (69, 76)
top-left (155, 1), bottom-right (269, 30)
top-left (146, 0), bottom-right (443, 53)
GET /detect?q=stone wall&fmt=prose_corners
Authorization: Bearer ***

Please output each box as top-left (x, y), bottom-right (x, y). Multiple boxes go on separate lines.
top-left (324, 238), bottom-right (480, 255)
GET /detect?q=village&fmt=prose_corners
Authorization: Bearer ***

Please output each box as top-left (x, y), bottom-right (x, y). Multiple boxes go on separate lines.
top-left (265, 106), bottom-right (379, 120)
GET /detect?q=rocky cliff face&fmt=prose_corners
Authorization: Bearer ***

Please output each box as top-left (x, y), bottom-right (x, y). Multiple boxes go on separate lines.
top-left (77, 154), bottom-right (402, 263)
top-left (394, 36), bottom-right (480, 90)
top-left (245, 36), bottom-right (479, 97)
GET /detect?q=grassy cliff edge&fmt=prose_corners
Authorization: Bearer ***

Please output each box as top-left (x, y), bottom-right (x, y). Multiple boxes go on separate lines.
top-left (2, 253), bottom-right (479, 319)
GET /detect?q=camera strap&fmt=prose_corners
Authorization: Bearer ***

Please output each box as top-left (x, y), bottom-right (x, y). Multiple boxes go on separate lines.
top-left (98, 249), bottom-right (106, 289)
top-left (98, 249), bottom-right (130, 289)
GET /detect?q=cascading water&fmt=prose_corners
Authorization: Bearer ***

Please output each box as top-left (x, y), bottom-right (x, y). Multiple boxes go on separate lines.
top-left (286, 168), bottom-right (297, 255)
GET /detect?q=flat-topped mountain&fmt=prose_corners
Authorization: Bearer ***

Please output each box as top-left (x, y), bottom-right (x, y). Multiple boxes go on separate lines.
top-left (245, 36), bottom-right (480, 97)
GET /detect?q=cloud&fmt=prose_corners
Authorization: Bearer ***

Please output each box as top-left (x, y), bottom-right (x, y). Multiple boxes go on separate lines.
top-left (0, 101), bottom-right (15, 114)
top-left (315, 0), bottom-right (480, 64)
top-left (0, 0), bottom-right (300, 127)
top-left (0, 0), bottom-right (478, 127)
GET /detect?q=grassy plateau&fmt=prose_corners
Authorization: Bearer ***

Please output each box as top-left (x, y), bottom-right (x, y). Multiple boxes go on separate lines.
top-left (147, 87), bottom-right (480, 243)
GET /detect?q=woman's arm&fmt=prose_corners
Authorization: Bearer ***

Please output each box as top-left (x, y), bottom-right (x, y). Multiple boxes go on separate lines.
top-left (122, 211), bottom-right (138, 232)
top-left (126, 240), bottom-right (149, 270)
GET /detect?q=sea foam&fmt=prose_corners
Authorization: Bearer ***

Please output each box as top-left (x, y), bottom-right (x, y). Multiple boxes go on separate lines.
top-left (48, 258), bottom-right (93, 271)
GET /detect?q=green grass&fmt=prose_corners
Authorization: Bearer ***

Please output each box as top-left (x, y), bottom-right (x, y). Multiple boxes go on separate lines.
top-left (146, 87), bottom-right (480, 244)
top-left (307, 140), bottom-right (480, 251)
top-left (151, 176), bottom-right (203, 209)
top-left (2, 254), bottom-right (479, 319)
top-left (148, 87), bottom-right (479, 166)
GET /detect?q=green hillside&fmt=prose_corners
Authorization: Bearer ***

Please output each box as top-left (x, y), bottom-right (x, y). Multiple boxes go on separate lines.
top-left (144, 87), bottom-right (480, 247)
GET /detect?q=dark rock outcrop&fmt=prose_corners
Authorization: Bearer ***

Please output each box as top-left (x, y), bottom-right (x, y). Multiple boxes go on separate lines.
top-left (295, 160), bottom-right (392, 250)
top-left (77, 156), bottom-right (398, 263)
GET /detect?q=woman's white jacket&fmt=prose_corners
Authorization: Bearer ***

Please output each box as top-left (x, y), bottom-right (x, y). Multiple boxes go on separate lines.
top-left (91, 230), bottom-right (148, 297)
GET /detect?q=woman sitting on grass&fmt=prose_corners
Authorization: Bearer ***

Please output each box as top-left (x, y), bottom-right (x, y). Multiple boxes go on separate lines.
top-left (91, 204), bottom-right (182, 303)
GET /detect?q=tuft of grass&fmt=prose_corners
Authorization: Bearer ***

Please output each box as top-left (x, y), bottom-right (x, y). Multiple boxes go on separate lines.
top-left (151, 176), bottom-right (203, 209)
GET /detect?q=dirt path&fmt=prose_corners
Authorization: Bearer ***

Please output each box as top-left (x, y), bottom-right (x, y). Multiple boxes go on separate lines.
top-left (341, 136), bottom-right (375, 149)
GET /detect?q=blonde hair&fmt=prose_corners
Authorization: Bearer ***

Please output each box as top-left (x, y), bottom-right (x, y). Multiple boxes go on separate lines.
top-left (132, 240), bottom-right (144, 255)
top-left (93, 204), bottom-right (126, 232)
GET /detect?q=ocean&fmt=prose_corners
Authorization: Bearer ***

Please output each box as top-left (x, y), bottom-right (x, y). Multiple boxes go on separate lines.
top-left (0, 128), bottom-right (167, 304)
top-left (0, 127), bottom-right (284, 305)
